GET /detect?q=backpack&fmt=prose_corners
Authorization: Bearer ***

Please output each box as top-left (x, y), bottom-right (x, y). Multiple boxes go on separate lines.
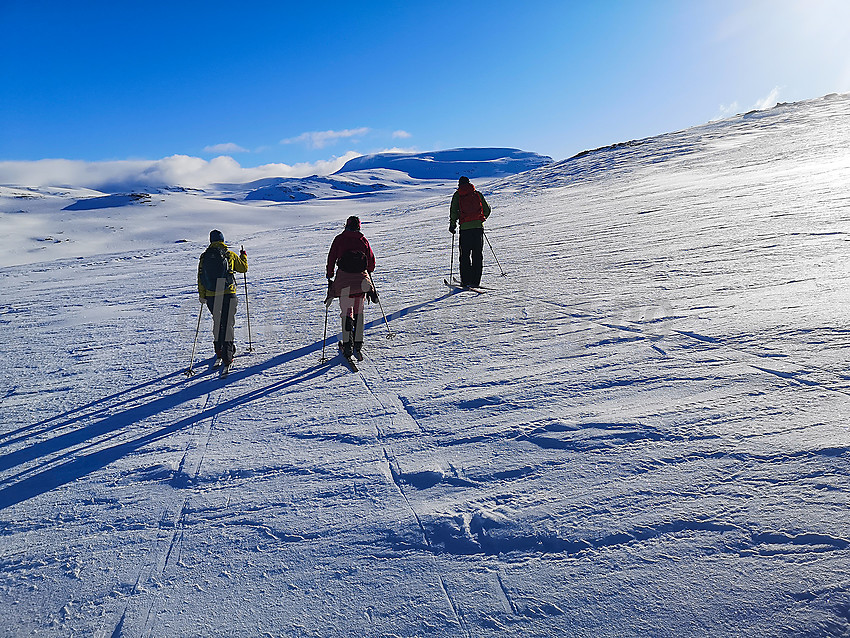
top-left (200, 244), bottom-right (234, 292)
top-left (338, 249), bottom-right (368, 273)
top-left (458, 189), bottom-right (486, 224)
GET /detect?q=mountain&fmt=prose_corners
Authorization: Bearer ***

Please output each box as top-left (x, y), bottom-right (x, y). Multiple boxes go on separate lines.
top-left (1, 94), bottom-right (849, 637)
top-left (228, 148), bottom-right (553, 202)
top-left (334, 147), bottom-right (553, 179)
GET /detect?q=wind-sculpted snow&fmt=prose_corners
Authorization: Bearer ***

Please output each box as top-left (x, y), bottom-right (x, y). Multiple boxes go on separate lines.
top-left (1, 94), bottom-right (850, 636)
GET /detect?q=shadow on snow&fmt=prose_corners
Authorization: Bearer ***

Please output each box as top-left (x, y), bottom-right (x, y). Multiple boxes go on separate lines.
top-left (0, 290), bottom-right (458, 510)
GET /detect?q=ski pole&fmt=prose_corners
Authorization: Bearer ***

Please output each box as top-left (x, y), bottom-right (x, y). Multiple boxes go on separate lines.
top-left (483, 231), bottom-right (507, 277)
top-left (186, 304), bottom-right (204, 377)
top-left (319, 299), bottom-right (331, 363)
top-left (366, 272), bottom-right (395, 339)
top-left (241, 245), bottom-right (253, 353)
top-left (449, 233), bottom-right (455, 282)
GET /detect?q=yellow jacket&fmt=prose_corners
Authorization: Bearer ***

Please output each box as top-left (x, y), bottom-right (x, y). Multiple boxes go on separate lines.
top-left (198, 242), bottom-right (248, 297)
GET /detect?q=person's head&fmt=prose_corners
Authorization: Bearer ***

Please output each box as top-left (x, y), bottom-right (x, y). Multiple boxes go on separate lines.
top-left (345, 216), bottom-right (361, 232)
top-left (458, 176), bottom-right (470, 186)
top-left (209, 229), bottom-right (225, 243)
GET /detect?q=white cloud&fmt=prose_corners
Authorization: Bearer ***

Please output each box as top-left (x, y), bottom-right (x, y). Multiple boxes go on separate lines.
top-left (392, 130), bottom-right (412, 139)
top-left (0, 152), bottom-right (364, 190)
top-left (281, 128), bottom-right (370, 149)
top-left (753, 86), bottom-right (781, 111)
top-left (203, 142), bottom-right (249, 154)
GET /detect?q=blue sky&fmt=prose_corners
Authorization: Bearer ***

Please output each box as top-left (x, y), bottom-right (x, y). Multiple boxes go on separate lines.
top-left (2, 0), bottom-right (849, 181)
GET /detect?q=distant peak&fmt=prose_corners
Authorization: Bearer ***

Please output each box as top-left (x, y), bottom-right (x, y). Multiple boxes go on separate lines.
top-left (334, 147), bottom-right (553, 179)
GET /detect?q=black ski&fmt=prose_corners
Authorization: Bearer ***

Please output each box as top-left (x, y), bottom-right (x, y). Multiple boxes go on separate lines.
top-left (451, 277), bottom-right (497, 291)
top-left (337, 342), bottom-right (359, 372)
top-left (444, 279), bottom-right (487, 294)
top-left (215, 354), bottom-right (241, 379)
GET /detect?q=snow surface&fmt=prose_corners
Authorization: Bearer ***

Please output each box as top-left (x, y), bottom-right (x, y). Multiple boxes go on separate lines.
top-left (1, 95), bottom-right (850, 637)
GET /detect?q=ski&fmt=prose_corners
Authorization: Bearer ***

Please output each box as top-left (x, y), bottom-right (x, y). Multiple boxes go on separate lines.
top-left (444, 278), bottom-right (487, 294)
top-left (337, 342), bottom-right (359, 372)
top-left (216, 353), bottom-right (241, 379)
top-left (451, 277), bottom-right (496, 291)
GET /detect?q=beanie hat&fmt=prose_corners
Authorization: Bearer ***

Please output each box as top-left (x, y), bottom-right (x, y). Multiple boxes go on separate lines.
top-left (345, 216), bottom-right (361, 231)
top-left (458, 176), bottom-right (470, 185)
top-left (209, 229), bottom-right (225, 243)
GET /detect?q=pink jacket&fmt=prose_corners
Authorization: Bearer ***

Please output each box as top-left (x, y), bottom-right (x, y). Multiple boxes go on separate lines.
top-left (326, 230), bottom-right (376, 279)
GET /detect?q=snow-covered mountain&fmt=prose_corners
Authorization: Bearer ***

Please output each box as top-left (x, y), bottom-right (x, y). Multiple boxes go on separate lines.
top-left (1, 94), bottom-right (849, 637)
top-left (0, 148), bottom-right (551, 267)
top-left (334, 147), bottom-right (553, 179)
top-left (219, 148), bottom-right (552, 202)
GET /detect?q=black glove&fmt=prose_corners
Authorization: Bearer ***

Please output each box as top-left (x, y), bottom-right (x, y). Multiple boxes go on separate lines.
top-left (449, 223), bottom-right (456, 234)
top-left (325, 278), bottom-right (334, 301)
top-left (367, 290), bottom-right (379, 303)
top-left (240, 249), bottom-right (247, 260)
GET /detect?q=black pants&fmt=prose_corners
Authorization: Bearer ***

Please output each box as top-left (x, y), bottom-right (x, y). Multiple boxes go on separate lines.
top-left (205, 294), bottom-right (238, 364)
top-left (459, 227), bottom-right (484, 287)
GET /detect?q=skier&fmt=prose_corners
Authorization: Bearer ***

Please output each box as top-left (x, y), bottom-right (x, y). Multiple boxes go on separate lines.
top-left (198, 230), bottom-right (248, 373)
top-left (325, 216), bottom-right (377, 361)
top-left (449, 176), bottom-right (491, 288)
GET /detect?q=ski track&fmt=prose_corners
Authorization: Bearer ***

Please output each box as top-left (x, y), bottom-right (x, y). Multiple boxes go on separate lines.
top-left (359, 358), bottom-right (472, 636)
top-left (107, 388), bottom-right (223, 637)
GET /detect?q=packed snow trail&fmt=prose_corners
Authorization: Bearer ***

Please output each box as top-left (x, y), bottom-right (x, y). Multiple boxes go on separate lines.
top-left (1, 95), bottom-right (850, 636)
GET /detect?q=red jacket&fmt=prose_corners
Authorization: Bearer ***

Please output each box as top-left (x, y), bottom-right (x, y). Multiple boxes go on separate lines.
top-left (326, 230), bottom-right (375, 279)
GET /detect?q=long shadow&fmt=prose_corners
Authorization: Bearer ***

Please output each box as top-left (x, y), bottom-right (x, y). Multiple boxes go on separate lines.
top-left (362, 288), bottom-right (458, 333)
top-left (3, 289), bottom-right (459, 450)
top-left (0, 290), bottom-right (459, 510)
top-left (0, 363), bottom-right (330, 510)
top-left (0, 368), bottom-right (190, 449)
top-left (0, 340), bottom-right (328, 477)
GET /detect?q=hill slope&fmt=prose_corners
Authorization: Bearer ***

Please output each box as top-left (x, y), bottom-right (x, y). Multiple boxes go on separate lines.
top-left (1, 95), bottom-right (849, 636)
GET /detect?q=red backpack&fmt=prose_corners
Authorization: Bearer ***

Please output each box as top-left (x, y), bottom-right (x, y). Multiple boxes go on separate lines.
top-left (458, 186), bottom-right (486, 224)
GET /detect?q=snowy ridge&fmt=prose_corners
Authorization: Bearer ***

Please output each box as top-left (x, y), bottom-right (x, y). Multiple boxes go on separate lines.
top-left (1, 94), bottom-right (850, 636)
top-left (334, 147), bottom-right (553, 179)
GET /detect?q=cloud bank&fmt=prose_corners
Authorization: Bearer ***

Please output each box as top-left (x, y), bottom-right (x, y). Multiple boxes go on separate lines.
top-left (0, 152), bottom-right (363, 191)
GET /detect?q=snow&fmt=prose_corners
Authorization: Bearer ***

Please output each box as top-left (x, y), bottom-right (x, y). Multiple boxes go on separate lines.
top-left (334, 148), bottom-right (553, 180)
top-left (1, 95), bottom-right (850, 637)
